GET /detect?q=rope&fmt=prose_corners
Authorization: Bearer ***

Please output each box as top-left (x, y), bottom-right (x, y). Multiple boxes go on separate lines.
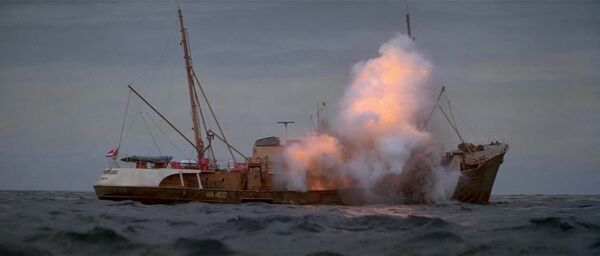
top-left (140, 110), bottom-right (163, 155)
top-left (192, 70), bottom-right (237, 162)
top-left (438, 105), bottom-right (471, 153)
top-left (421, 86), bottom-right (445, 130)
top-left (146, 109), bottom-right (191, 160)
top-left (192, 83), bottom-right (216, 161)
top-left (446, 99), bottom-right (485, 144)
top-left (185, 30), bottom-right (217, 161)
top-left (184, 31), bottom-right (236, 162)
top-left (117, 90), bottom-right (132, 149)
top-left (128, 25), bottom-right (178, 85)
top-left (445, 93), bottom-right (458, 133)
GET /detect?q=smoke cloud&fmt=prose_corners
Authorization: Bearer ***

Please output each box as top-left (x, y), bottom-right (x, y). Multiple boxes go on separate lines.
top-left (274, 34), bottom-right (459, 203)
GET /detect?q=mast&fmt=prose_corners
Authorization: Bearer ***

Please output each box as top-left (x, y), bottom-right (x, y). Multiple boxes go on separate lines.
top-left (405, 2), bottom-right (415, 40)
top-left (178, 8), bottom-right (204, 162)
top-left (406, 13), bottom-right (412, 39)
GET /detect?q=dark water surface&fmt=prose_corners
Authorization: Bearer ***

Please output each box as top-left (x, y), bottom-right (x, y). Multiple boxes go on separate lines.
top-left (0, 191), bottom-right (599, 256)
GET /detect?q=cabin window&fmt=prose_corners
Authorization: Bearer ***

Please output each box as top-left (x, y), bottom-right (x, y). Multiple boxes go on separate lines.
top-left (159, 174), bottom-right (199, 188)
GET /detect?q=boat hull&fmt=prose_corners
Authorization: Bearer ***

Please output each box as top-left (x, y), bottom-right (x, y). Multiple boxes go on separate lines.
top-left (94, 185), bottom-right (363, 205)
top-left (95, 143), bottom-right (508, 205)
top-left (453, 153), bottom-right (505, 203)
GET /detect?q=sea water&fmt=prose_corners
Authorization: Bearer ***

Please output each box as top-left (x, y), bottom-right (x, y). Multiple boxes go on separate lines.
top-left (0, 191), bottom-right (598, 255)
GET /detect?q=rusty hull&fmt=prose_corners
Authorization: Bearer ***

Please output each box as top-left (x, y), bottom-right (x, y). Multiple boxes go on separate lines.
top-left (95, 143), bottom-right (508, 205)
top-left (453, 152), bottom-right (506, 203)
top-left (450, 143), bottom-right (508, 203)
top-left (94, 185), bottom-right (364, 205)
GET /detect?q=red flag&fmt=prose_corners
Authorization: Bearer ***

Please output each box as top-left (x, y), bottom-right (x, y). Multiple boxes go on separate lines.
top-left (105, 147), bottom-right (119, 157)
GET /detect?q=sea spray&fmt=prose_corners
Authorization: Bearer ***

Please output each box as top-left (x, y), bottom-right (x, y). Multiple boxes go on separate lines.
top-left (275, 34), bottom-right (459, 203)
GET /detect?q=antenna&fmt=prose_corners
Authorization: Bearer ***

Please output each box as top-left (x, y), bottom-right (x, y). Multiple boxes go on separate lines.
top-left (277, 121), bottom-right (295, 144)
top-left (405, 2), bottom-right (415, 41)
top-left (316, 101), bottom-right (326, 134)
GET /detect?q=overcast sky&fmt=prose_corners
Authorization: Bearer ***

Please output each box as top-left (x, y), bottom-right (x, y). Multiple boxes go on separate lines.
top-left (0, 1), bottom-right (598, 194)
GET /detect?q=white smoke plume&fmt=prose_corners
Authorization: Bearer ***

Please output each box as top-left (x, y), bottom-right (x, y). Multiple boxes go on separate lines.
top-left (275, 34), bottom-right (459, 203)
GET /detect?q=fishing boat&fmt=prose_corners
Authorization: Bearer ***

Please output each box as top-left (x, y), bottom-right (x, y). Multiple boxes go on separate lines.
top-left (94, 9), bottom-right (508, 204)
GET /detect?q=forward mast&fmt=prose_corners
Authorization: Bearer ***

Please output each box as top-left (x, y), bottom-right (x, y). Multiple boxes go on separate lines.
top-left (178, 8), bottom-right (204, 163)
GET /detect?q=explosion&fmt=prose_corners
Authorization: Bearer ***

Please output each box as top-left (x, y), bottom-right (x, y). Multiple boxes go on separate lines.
top-left (275, 34), bottom-right (458, 203)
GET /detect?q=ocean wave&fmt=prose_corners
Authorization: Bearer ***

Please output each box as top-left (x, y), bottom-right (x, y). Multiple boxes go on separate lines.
top-left (334, 214), bottom-right (450, 233)
top-left (99, 213), bottom-right (149, 224)
top-left (172, 238), bottom-right (235, 256)
top-left (306, 252), bottom-right (347, 256)
top-left (19, 226), bottom-right (142, 256)
top-left (497, 216), bottom-right (600, 233)
top-left (218, 215), bottom-right (299, 234)
top-left (529, 217), bottom-right (577, 231)
top-left (0, 242), bottom-right (53, 256)
top-left (2, 192), bottom-right (600, 255)
top-left (292, 217), bottom-right (327, 233)
top-left (58, 227), bottom-right (132, 245)
top-left (407, 230), bottom-right (463, 243)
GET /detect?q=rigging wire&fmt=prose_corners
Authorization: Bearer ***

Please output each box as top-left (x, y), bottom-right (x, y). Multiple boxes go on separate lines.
top-left (184, 34), bottom-right (209, 156)
top-left (117, 90), bottom-right (132, 149)
top-left (445, 98), bottom-right (486, 144)
top-left (185, 27), bottom-right (237, 162)
top-left (128, 19), bottom-right (179, 86)
top-left (192, 70), bottom-right (237, 162)
top-left (192, 82), bottom-right (216, 162)
top-left (440, 94), bottom-right (471, 143)
top-left (445, 94), bottom-right (458, 130)
top-left (121, 99), bottom-right (142, 156)
top-left (438, 106), bottom-right (470, 152)
top-left (149, 44), bottom-right (177, 84)
top-left (140, 110), bottom-right (163, 155)
top-left (163, 48), bottom-right (180, 114)
top-left (146, 103), bottom-right (192, 160)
